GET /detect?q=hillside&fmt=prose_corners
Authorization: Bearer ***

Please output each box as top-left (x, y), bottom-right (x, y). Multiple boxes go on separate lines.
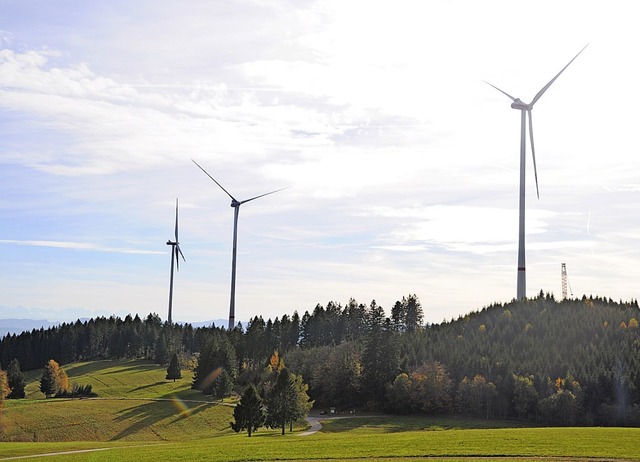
top-left (0, 359), bottom-right (235, 442)
top-left (389, 294), bottom-right (640, 423)
top-left (425, 294), bottom-right (640, 384)
top-left (2, 293), bottom-right (640, 429)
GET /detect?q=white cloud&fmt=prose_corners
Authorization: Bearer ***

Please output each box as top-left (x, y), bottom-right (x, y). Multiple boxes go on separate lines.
top-left (0, 239), bottom-right (163, 255)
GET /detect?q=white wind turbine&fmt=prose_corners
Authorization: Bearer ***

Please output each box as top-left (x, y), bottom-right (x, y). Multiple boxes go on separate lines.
top-left (166, 198), bottom-right (186, 324)
top-left (485, 45), bottom-right (587, 300)
top-left (192, 160), bottom-right (286, 330)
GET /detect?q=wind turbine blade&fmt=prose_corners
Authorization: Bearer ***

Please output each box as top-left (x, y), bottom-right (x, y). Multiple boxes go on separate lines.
top-left (174, 198), bottom-right (179, 242)
top-left (177, 244), bottom-right (186, 263)
top-left (192, 159), bottom-right (238, 202)
top-left (240, 187), bottom-right (288, 205)
top-left (483, 81), bottom-right (517, 101)
top-left (528, 110), bottom-right (540, 199)
top-left (530, 44), bottom-right (588, 107)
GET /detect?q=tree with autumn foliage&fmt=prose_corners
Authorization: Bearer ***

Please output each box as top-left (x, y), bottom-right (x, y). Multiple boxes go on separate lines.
top-left (39, 359), bottom-right (70, 398)
top-left (0, 369), bottom-right (9, 410)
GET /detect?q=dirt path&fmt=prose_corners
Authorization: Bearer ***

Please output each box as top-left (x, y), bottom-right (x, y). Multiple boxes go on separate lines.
top-left (297, 415), bottom-right (324, 436)
top-left (298, 414), bottom-right (373, 436)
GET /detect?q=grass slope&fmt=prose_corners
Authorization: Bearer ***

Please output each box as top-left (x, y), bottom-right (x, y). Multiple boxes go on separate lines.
top-left (2, 426), bottom-right (640, 461)
top-left (3, 360), bottom-right (640, 461)
top-left (2, 359), bottom-right (234, 442)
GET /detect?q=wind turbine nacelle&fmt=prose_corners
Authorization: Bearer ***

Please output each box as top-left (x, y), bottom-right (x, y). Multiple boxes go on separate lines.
top-left (511, 99), bottom-right (530, 110)
top-left (230, 200), bottom-right (240, 207)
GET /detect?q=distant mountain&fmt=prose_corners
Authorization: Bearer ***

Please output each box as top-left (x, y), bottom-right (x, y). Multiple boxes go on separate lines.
top-left (0, 319), bottom-right (59, 337)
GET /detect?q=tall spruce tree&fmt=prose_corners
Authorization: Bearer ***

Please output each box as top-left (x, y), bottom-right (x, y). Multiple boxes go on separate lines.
top-left (7, 358), bottom-right (26, 399)
top-left (192, 334), bottom-right (237, 395)
top-left (165, 352), bottom-right (182, 382)
top-left (265, 368), bottom-right (298, 435)
top-left (404, 294), bottom-right (424, 332)
top-left (361, 300), bottom-right (399, 405)
top-left (231, 384), bottom-right (265, 437)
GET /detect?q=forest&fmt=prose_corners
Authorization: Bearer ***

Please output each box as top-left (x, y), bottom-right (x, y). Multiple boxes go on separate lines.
top-left (1, 292), bottom-right (639, 426)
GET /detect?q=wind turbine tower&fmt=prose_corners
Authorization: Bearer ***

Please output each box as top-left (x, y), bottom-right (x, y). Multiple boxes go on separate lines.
top-left (192, 160), bottom-right (286, 330)
top-left (166, 198), bottom-right (186, 324)
top-left (485, 45), bottom-right (587, 300)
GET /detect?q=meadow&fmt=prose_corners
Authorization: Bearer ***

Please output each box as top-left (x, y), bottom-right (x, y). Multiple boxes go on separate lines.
top-left (1, 360), bottom-right (639, 461)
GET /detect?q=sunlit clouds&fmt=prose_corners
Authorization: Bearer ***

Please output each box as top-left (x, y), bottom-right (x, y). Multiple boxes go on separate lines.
top-left (1, 1), bottom-right (639, 325)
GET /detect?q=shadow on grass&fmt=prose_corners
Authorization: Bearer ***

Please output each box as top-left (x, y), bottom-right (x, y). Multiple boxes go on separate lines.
top-left (109, 399), bottom-right (215, 441)
top-left (129, 381), bottom-right (166, 392)
top-left (104, 362), bottom-right (159, 375)
top-left (62, 360), bottom-right (114, 378)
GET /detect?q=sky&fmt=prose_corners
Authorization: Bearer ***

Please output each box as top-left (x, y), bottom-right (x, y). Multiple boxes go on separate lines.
top-left (1, 0), bottom-right (639, 326)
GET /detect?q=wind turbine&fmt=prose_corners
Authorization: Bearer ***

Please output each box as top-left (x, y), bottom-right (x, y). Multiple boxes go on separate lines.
top-left (485, 45), bottom-right (587, 300)
top-left (166, 198), bottom-right (186, 324)
top-left (192, 160), bottom-right (286, 330)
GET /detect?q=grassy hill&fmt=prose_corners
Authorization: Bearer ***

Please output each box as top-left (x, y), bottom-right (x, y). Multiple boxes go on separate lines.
top-left (1, 359), bottom-right (236, 442)
top-left (3, 359), bottom-right (640, 460)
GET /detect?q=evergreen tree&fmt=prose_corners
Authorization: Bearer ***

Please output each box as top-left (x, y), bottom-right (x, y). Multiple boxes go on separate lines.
top-left (404, 294), bottom-right (424, 332)
top-left (265, 368), bottom-right (298, 435)
top-left (192, 333), bottom-right (237, 394)
top-left (154, 332), bottom-right (168, 365)
top-left (231, 384), bottom-right (265, 437)
top-left (209, 369), bottom-right (234, 400)
top-left (391, 300), bottom-right (406, 331)
top-left (7, 358), bottom-right (26, 399)
top-left (165, 352), bottom-right (182, 382)
top-left (361, 301), bottom-right (399, 405)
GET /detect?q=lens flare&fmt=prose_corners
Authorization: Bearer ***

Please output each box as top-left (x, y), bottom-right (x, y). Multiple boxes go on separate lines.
top-left (171, 395), bottom-right (192, 417)
top-left (200, 366), bottom-right (223, 390)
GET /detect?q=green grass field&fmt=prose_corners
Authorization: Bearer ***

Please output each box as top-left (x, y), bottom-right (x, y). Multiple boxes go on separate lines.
top-left (3, 359), bottom-right (235, 442)
top-left (2, 427), bottom-right (640, 461)
top-left (2, 360), bottom-right (640, 461)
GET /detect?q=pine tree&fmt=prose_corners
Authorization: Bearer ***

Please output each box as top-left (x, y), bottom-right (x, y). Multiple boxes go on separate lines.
top-left (209, 369), bottom-right (234, 400)
top-left (7, 358), bottom-right (26, 399)
top-left (362, 300), bottom-right (399, 405)
top-left (404, 294), bottom-right (424, 332)
top-left (265, 368), bottom-right (298, 435)
top-left (192, 334), bottom-right (237, 393)
top-left (231, 384), bottom-right (265, 437)
top-left (165, 353), bottom-right (182, 382)
top-left (154, 332), bottom-right (168, 365)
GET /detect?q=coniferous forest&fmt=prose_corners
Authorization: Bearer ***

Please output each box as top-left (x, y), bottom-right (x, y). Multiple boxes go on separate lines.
top-left (1, 292), bottom-right (639, 426)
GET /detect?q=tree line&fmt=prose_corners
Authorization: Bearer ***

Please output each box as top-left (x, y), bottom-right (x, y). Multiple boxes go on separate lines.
top-left (1, 293), bottom-right (639, 426)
